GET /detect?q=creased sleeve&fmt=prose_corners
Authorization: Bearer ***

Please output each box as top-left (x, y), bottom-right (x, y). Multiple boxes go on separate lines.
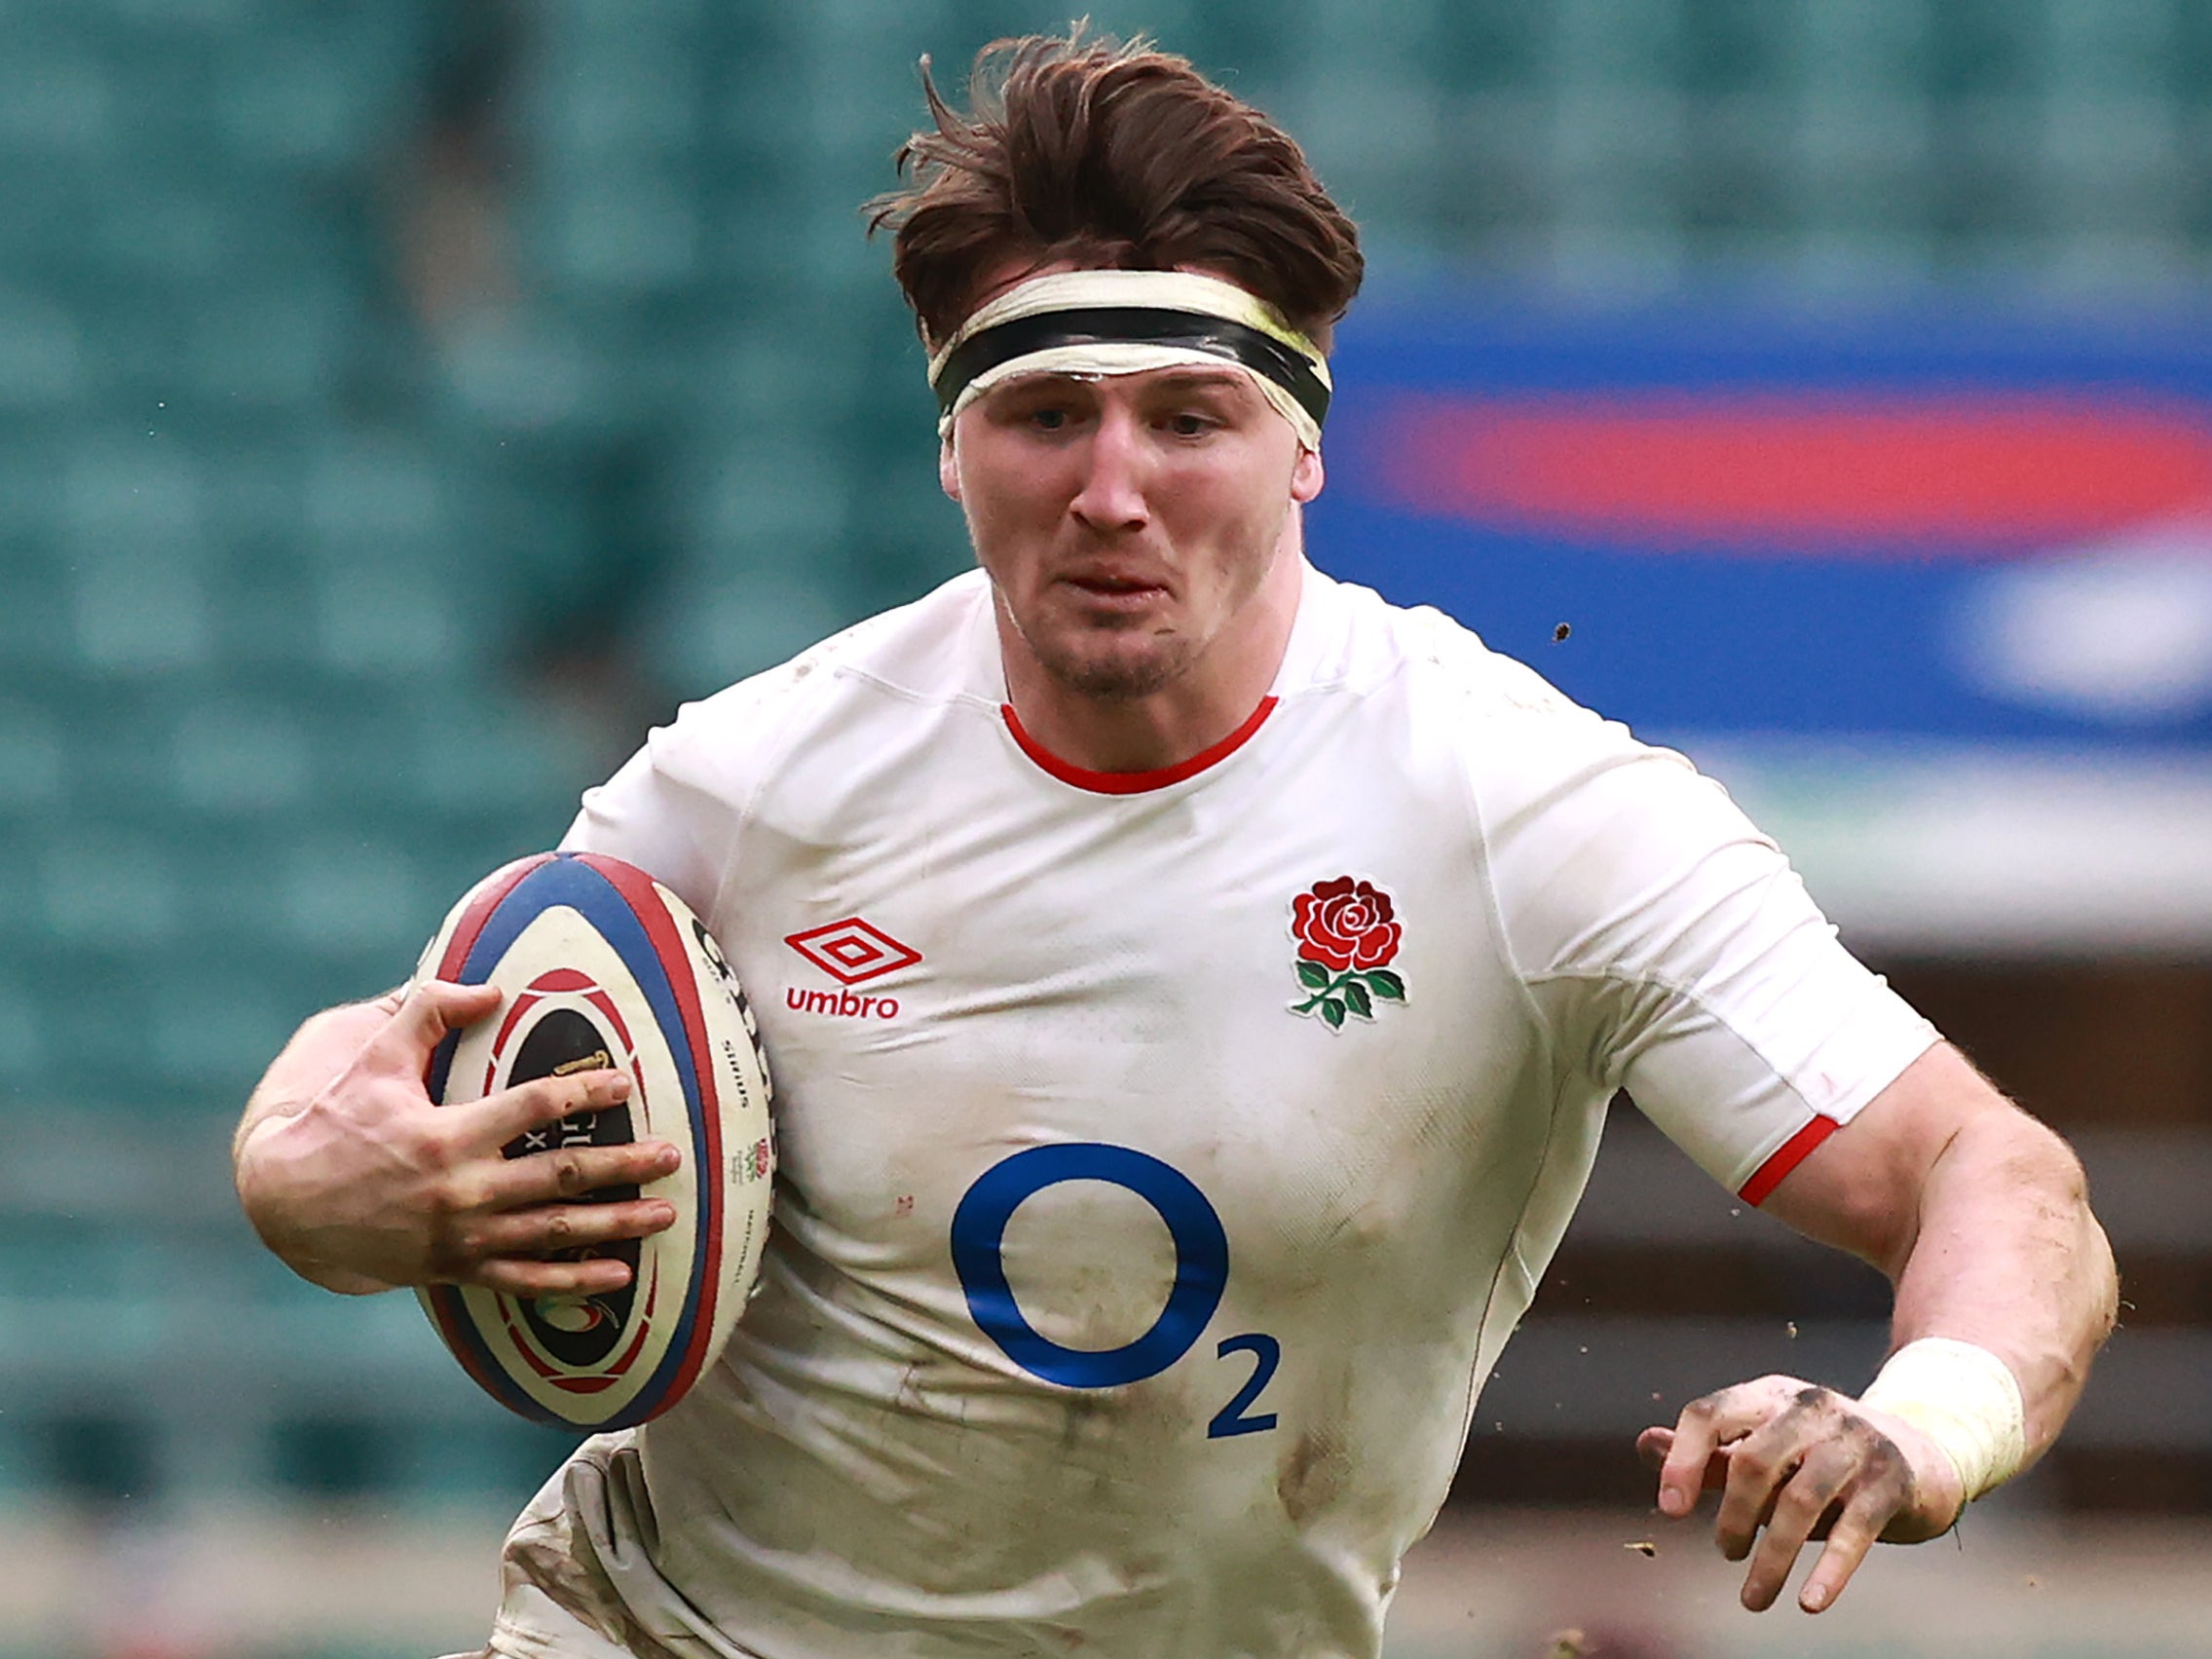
top-left (1478, 706), bottom-right (1938, 1200)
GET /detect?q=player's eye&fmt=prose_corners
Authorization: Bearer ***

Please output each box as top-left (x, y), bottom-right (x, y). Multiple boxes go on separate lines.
top-left (1031, 407), bottom-right (1069, 432)
top-left (1165, 411), bottom-right (1216, 437)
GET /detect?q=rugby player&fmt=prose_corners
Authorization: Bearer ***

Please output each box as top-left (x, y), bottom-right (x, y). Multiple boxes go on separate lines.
top-left (233, 30), bottom-right (2118, 1658)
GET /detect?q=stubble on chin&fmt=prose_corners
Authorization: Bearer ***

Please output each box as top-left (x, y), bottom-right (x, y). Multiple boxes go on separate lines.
top-left (1048, 655), bottom-right (1183, 701)
top-left (996, 587), bottom-right (1195, 702)
top-left (1030, 628), bottom-right (1197, 702)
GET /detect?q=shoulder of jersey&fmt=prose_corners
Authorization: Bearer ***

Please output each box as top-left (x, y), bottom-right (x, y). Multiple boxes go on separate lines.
top-left (656, 573), bottom-right (992, 761)
top-left (411, 850), bottom-right (776, 1430)
top-left (1317, 575), bottom-right (1585, 720)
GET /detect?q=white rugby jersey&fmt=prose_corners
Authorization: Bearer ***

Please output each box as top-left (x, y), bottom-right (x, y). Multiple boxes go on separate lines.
top-left (497, 563), bottom-right (1936, 1659)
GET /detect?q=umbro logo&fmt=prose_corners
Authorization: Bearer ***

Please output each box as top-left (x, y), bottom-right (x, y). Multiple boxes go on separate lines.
top-left (783, 917), bottom-right (922, 985)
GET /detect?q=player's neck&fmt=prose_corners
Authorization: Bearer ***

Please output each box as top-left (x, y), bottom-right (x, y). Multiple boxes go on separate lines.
top-left (998, 548), bottom-right (1304, 779)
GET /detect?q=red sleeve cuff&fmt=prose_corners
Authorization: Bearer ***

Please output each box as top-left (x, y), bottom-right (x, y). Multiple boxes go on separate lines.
top-left (1739, 1112), bottom-right (1839, 1207)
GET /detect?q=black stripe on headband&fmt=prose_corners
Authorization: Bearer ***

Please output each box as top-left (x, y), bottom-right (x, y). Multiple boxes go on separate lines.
top-left (932, 306), bottom-right (1331, 432)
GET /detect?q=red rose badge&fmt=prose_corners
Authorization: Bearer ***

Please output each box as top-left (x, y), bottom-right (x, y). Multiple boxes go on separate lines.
top-left (1289, 876), bottom-right (1406, 1029)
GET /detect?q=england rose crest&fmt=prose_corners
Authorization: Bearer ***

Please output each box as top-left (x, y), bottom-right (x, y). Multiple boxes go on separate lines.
top-left (1288, 876), bottom-right (1406, 1029)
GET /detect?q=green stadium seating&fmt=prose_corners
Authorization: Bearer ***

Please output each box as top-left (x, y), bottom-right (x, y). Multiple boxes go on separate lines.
top-left (0, 967), bottom-right (40, 1077)
top-left (0, 292), bottom-right (86, 417)
top-left (0, 704), bottom-right (65, 819)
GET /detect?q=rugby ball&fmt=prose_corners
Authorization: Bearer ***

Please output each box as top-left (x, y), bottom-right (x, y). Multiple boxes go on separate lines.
top-left (409, 851), bottom-right (775, 1429)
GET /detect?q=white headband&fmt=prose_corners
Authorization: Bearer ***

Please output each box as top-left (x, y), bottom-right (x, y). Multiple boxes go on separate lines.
top-left (927, 270), bottom-right (1332, 450)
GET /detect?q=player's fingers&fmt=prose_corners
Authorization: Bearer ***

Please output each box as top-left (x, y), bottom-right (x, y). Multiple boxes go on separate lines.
top-left (1710, 1393), bottom-right (1827, 1562)
top-left (484, 1144), bottom-right (683, 1209)
top-left (442, 1136), bottom-right (673, 1213)
top-left (1738, 1442), bottom-right (1855, 1611)
top-left (361, 979), bottom-right (502, 1073)
top-left (1658, 1386), bottom-right (1769, 1518)
top-left (1708, 1382), bottom-right (1847, 1557)
top-left (471, 1068), bottom-right (633, 1149)
top-left (469, 1251), bottom-right (638, 1298)
top-left (466, 1198), bottom-right (677, 1260)
top-left (1711, 1440), bottom-right (1792, 1563)
top-left (1638, 1426), bottom-right (1731, 1491)
top-left (1798, 1476), bottom-right (1903, 1613)
top-left (493, 1141), bottom-right (681, 1212)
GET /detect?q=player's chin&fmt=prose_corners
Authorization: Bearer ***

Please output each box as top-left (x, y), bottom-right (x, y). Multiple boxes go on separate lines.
top-left (1035, 633), bottom-right (1190, 701)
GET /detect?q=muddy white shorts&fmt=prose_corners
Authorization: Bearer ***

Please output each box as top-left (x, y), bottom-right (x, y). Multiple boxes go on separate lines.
top-left (440, 1433), bottom-right (741, 1659)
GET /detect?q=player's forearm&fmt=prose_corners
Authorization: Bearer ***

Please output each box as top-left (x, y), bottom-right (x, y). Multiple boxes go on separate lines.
top-left (1884, 1109), bottom-right (2117, 1462)
top-left (233, 991), bottom-right (408, 1295)
top-left (232, 991), bottom-right (405, 1163)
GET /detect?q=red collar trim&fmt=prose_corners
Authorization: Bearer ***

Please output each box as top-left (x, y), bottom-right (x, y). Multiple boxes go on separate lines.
top-left (1001, 696), bottom-right (1279, 795)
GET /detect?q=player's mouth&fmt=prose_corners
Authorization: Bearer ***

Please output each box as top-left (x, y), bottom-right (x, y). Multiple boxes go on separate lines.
top-left (1059, 568), bottom-right (1171, 611)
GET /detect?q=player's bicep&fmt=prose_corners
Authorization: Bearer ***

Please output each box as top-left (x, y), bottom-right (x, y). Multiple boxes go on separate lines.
top-left (1756, 1041), bottom-right (2016, 1276)
top-left (1595, 841), bottom-right (1939, 1205)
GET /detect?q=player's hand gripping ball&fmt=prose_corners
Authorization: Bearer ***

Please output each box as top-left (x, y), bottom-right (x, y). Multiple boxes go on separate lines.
top-left (410, 852), bottom-right (775, 1429)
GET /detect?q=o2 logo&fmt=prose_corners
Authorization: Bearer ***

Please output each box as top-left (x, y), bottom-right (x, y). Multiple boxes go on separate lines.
top-left (949, 1144), bottom-right (1279, 1439)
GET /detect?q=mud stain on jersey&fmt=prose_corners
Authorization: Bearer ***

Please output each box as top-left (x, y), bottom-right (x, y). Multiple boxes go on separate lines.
top-left (1058, 1385), bottom-right (1125, 1453)
top-left (1276, 1427), bottom-right (1350, 1525)
top-left (509, 1511), bottom-right (690, 1659)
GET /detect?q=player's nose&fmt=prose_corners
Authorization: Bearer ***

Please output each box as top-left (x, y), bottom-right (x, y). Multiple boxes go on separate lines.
top-left (1068, 405), bottom-right (1150, 533)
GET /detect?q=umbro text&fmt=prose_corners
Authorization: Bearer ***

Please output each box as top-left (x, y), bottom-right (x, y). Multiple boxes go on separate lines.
top-left (786, 987), bottom-right (901, 1020)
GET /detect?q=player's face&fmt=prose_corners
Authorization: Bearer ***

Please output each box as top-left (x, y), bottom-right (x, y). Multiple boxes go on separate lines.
top-left (943, 358), bottom-right (1324, 703)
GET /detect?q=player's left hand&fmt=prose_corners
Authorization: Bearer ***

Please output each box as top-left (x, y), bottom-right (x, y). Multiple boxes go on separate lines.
top-left (1637, 1374), bottom-right (1967, 1614)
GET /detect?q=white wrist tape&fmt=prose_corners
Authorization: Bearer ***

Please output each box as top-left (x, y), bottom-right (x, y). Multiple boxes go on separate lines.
top-left (1859, 1338), bottom-right (2028, 1501)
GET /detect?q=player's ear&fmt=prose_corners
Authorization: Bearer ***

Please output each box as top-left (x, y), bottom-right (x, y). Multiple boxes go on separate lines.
top-left (1291, 444), bottom-right (1324, 504)
top-left (939, 435), bottom-right (961, 503)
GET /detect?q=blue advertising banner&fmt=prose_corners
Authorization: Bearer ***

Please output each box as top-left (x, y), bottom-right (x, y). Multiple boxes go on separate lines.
top-left (1310, 295), bottom-right (2212, 951)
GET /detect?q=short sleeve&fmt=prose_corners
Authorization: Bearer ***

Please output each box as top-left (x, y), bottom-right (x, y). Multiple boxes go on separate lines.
top-left (559, 686), bottom-right (775, 923)
top-left (1477, 710), bottom-right (1939, 1200)
top-left (561, 743), bottom-right (716, 917)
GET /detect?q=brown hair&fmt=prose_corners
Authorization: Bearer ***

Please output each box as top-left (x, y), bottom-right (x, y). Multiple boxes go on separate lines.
top-left (868, 29), bottom-right (1363, 351)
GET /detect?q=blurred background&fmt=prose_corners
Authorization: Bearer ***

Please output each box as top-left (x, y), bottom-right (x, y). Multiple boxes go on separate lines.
top-left (1, 1), bottom-right (2208, 1654)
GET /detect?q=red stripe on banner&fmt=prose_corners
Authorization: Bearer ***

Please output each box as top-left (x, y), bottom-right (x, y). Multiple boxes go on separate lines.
top-left (569, 853), bottom-right (727, 1414)
top-left (1380, 393), bottom-right (2212, 550)
top-left (1003, 697), bottom-right (1278, 794)
top-left (1740, 1113), bottom-right (1841, 1207)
